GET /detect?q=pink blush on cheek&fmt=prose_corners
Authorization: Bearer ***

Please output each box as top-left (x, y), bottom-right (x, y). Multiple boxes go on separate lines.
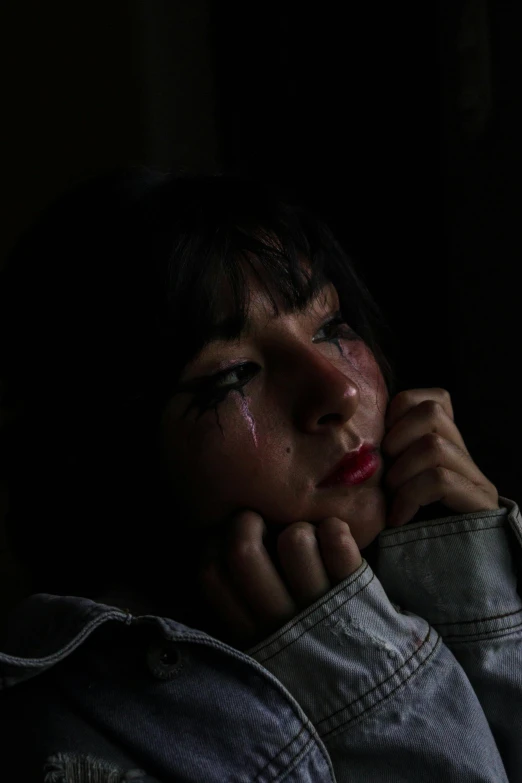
top-left (348, 345), bottom-right (385, 393)
top-left (235, 392), bottom-right (259, 448)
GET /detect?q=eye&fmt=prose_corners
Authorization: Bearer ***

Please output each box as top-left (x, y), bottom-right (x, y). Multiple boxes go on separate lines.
top-left (184, 362), bottom-right (260, 419)
top-left (313, 312), bottom-right (357, 344)
top-left (210, 362), bottom-right (259, 392)
top-left (181, 311), bottom-right (358, 419)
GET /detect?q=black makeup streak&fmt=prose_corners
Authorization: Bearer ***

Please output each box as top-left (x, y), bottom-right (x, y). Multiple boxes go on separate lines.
top-left (212, 402), bottom-right (225, 438)
top-left (180, 365), bottom-right (258, 438)
top-left (332, 337), bottom-right (345, 359)
top-left (178, 312), bottom-right (361, 436)
top-left (180, 387), bottom-right (226, 438)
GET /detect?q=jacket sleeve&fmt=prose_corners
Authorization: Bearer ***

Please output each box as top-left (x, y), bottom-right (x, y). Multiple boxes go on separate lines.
top-left (374, 495), bottom-right (522, 783)
top-left (245, 554), bottom-right (511, 782)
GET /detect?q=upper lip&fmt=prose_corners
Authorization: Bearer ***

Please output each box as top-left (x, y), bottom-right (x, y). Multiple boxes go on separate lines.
top-left (317, 442), bottom-right (377, 486)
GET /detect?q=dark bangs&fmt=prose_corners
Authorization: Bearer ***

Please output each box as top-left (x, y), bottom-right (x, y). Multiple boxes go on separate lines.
top-left (140, 172), bottom-right (397, 403)
top-left (0, 167), bottom-right (397, 599)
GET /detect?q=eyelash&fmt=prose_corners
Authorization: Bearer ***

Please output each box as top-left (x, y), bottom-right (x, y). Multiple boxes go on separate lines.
top-left (187, 314), bottom-right (358, 417)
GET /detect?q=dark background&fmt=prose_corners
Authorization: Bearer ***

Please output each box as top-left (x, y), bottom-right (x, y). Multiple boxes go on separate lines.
top-left (1, 1), bottom-right (520, 620)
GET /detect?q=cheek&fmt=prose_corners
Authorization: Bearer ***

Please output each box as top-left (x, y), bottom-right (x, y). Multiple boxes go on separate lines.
top-left (364, 352), bottom-right (388, 399)
top-left (164, 390), bottom-right (267, 487)
top-left (235, 390), bottom-right (259, 448)
top-left (341, 341), bottom-right (388, 400)
top-left (161, 392), bottom-right (274, 528)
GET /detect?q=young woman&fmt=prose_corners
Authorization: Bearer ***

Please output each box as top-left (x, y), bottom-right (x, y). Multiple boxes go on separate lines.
top-left (0, 167), bottom-right (520, 782)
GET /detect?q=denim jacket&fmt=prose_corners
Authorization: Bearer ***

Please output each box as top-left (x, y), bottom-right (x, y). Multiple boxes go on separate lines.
top-left (1, 495), bottom-right (521, 782)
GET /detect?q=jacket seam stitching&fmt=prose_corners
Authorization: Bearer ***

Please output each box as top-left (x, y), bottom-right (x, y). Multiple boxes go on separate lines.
top-left (319, 631), bottom-right (442, 736)
top-left (252, 568), bottom-right (375, 658)
top-left (380, 522), bottom-right (508, 548)
top-left (253, 724), bottom-right (335, 783)
top-left (441, 623), bottom-right (522, 642)
top-left (430, 607), bottom-right (522, 627)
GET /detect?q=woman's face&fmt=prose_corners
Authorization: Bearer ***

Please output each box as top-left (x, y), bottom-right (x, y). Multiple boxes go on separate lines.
top-left (159, 264), bottom-right (389, 552)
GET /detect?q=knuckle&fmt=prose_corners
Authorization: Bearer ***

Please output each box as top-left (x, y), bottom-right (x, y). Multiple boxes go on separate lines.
top-left (229, 537), bottom-right (262, 564)
top-left (431, 465), bottom-right (450, 486)
top-left (393, 390), bottom-right (409, 404)
top-left (423, 431), bottom-right (445, 452)
top-left (318, 517), bottom-right (351, 535)
top-left (232, 509), bottom-right (263, 531)
top-left (228, 529), bottom-right (261, 561)
top-left (486, 477), bottom-right (498, 494)
top-left (228, 511), bottom-right (264, 548)
top-left (322, 519), bottom-right (354, 546)
top-left (278, 521), bottom-right (316, 549)
top-left (421, 398), bottom-right (443, 422)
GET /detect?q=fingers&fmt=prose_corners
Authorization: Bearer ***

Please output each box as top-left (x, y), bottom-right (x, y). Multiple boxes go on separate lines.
top-left (275, 518), bottom-right (362, 608)
top-left (197, 513), bottom-right (295, 648)
top-left (387, 466), bottom-right (500, 527)
top-left (384, 432), bottom-right (487, 493)
top-left (383, 398), bottom-right (470, 460)
top-left (197, 511), bottom-right (363, 649)
top-left (276, 522), bottom-right (331, 608)
top-left (385, 388), bottom-right (454, 431)
top-left (222, 511), bottom-right (299, 629)
top-left (315, 517), bottom-right (363, 581)
top-left (197, 556), bottom-right (260, 646)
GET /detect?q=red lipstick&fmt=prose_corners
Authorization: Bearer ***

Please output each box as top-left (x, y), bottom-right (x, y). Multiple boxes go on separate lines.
top-left (317, 443), bottom-right (380, 489)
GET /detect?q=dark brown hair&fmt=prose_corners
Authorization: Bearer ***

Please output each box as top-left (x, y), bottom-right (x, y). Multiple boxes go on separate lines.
top-left (0, 166), bottom-right (397, 601)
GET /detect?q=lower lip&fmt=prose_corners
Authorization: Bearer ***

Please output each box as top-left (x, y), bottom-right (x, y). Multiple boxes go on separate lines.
top-left (318, 449), bottom-right (381, 489)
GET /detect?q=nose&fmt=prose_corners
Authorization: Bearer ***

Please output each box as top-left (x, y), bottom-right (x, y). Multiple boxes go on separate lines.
top-left (289, 345), bottom-right (360, 432)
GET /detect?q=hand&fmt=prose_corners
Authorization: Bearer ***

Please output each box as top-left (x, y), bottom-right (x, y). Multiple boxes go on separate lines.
top-left (196, 512), bottom-right (362, 650)
top-left (382, 388), bottom-right (500, 528)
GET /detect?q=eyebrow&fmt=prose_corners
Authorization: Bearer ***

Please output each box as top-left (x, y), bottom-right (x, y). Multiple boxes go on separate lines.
top-left (207, 280), bottom-right (333, 344)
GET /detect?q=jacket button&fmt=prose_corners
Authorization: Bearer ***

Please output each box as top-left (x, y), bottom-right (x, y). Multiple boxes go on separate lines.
top-left (146, 641), bottom-right (183, 680)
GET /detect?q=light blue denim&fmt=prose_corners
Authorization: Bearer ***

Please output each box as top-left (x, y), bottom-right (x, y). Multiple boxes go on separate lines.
top-left (1, 495), bottom-right (521, 782)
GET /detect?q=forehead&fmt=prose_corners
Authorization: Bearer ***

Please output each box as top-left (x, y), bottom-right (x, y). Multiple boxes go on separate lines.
top-left (214, 249), bottom-right (335, 314)
top-left (208, 261), bottom-right (338, 342)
